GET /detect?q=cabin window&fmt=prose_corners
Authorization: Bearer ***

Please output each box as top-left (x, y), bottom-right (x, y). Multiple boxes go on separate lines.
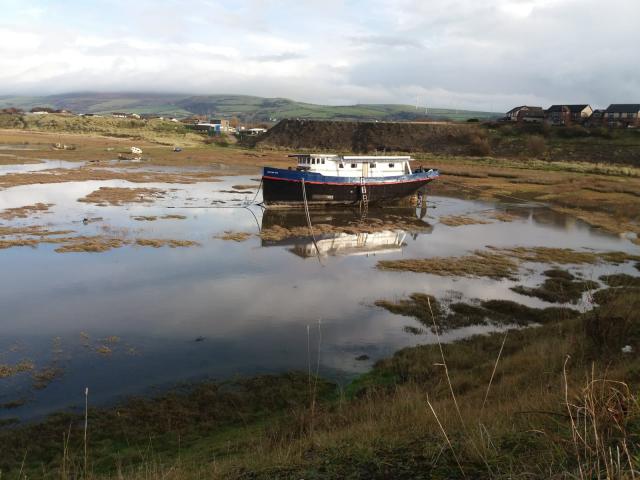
top-left (388, 163), bottom-right (395, 168)
top-left (321, 159), bottom-right (325, 164)
top-left (339, 163), bottom-right (344, 168)
top-left (369, 163), bottom-right (376, 168)
top-left (351, 163), bottom-right (357, 168)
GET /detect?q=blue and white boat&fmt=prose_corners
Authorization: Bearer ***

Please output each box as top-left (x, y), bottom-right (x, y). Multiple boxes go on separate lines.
top-left (262, 154), bottom-right (439, 208)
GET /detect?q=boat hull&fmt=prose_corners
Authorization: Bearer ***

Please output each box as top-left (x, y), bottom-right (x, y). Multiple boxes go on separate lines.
top-left (262, 167), bottom-right (438, 208)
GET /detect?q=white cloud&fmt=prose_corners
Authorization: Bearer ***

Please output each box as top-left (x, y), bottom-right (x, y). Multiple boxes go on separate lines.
top-left (0, 0), bottom-right (638, 111)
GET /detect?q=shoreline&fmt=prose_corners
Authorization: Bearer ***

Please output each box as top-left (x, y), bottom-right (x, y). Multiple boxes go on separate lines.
top-left (0, 124), bottom-right (639, 478)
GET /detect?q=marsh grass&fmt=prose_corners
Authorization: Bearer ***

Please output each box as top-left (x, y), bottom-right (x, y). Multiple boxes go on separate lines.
top-left (0, 202), bottom-right (52, 220)
top-left (511, 268), bottom-right (596, 303)
top-left (214, 231), bottom-right (252, 242)
top-left (31, 366), bottom-right (64, 390)
top-left (55, 237), bottom-right (127, 253)
top-left (2, 289), bottom-right (639, 479)
top-left (134, 239), bottom-right (199, 248)
top-left (487, 211), bottom-right (519, 222)
top-left (0, 360), bottom-right (34, 379)
top-left (438, 215), bottom-right (491, 227)
top-left (494, 246), bottom-right (640, 265)
top-left (78, 187), bottom-right (165, 206)
top-left (0, 374), bottom-right (334, 477)
top-left (377, 247), bottom-right (640, 279)
top-left (600, 273), bottom-right (640, 288)
top-left (0, 167), bottom-right (223, 189)
top-left (0, 221), bottom-right (200, 252)
top-left (377, 250), bottom-right (520, 279)
top-left (0, 226), bottom-right (76, 250)
top-left (375, 293), bottom-right (579, 331)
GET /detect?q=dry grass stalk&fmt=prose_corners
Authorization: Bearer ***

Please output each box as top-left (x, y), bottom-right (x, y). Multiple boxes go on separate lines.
top-left (562, 359), bottom-right (639, 479)
top-left (426, 296), bottom-right (493, 475)
top-left (427, 395), bottom-right (466, 478)
top-left (481, 332), bottom-right (508, 416)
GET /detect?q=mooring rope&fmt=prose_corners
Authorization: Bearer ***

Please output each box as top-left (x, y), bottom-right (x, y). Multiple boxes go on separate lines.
top-left (244, 177), bottom-right (263, 206)
top-left (301, 179), bottom-right (322, 263)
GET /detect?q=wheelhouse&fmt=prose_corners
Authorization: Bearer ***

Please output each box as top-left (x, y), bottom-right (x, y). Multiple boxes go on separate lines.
top-left (291, 154), bottom-right (412, 178)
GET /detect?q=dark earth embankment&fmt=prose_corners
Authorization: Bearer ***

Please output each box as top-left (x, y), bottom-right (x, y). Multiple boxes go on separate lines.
top-left (249, 119), bottom-right (481, 155)
top-left (249, 119), bottom-right (640, 166)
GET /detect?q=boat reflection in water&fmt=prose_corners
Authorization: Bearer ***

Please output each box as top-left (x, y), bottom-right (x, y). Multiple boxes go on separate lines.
top-left (290, 230), bottom-right (407, 258)
top-left (261, 207), bottom-right (432, 258)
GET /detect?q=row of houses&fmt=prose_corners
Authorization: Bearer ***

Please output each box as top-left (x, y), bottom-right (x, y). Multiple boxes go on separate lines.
top-left (187, 118), bottom-right (268, 136)
top-left (505, 104), bottom-right (640, 128)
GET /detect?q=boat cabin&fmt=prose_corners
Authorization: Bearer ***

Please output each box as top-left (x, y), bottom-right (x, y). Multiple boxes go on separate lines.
top-left (291, 154), bottom-right (412, 178)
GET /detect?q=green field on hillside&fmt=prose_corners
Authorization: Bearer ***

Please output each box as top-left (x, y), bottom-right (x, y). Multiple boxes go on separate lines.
top-left (0, 93), bottom-right (500, 122)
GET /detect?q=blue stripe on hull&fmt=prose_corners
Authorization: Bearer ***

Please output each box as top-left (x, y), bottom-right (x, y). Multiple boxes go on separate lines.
top-left (261, 167), bottom-right (439, 207)
top-left (262, 167), bottom-right (439, 185)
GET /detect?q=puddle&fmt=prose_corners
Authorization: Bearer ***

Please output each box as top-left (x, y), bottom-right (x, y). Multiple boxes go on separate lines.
top-left (0, 159), bottom-right (84, 175)
top-left (0, 145), bottom-right (43, 151)
top-left (0, 174), bottom-right (638, 421)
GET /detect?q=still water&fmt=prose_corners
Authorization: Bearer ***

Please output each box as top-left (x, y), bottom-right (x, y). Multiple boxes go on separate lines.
top-left (0, 174), bottom-right (637, 422)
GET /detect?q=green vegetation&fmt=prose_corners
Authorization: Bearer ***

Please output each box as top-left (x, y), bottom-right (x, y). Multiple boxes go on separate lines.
top-left (600, 273), bottom-right (640, 287)
top-left (0, 373), bottom-right (335, 476)
top-left (374, 293), bottom-right (579, 331)
top-left (2, 286), bottom-right (639, 479)
top-left (0, 111), bottom-right (204, 146)
top-left (377, 251), bottom-right (520, 279)
top-left (0, 93), bottom-right (499, 122)
top-left (255, 119), bottom-right (640, 167)
top-left (511, 269), bottom-right (595, 303)
top-left (376, 248), bottom-right (640, 280)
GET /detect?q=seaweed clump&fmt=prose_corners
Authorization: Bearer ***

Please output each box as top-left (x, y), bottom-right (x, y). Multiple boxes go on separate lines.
top-left (511, 269), bottom-right (594, 303)
top-left (600, 273), bottom-right (640, 288)
top-left (375, 293), bottom-right (578, 332)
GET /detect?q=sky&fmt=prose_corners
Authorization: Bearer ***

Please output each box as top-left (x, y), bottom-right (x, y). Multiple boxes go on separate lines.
top-left (0, 0), bottom-right (638, 111)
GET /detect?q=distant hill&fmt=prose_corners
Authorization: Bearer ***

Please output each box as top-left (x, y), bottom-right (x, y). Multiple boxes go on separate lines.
top-left (0, 92), bottom-right (500, 122)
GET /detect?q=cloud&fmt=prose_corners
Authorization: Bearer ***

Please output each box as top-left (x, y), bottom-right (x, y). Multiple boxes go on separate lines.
top-left (0, 0), bottom-right (638, 111)
top-left (349, 35), bottom-right (423, 49)
top-left (249, 52), bottom-right (307, 62)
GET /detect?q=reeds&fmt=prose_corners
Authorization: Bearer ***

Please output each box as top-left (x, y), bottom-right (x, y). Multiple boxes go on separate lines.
top-left (563, 360), bottom-right (639, 479)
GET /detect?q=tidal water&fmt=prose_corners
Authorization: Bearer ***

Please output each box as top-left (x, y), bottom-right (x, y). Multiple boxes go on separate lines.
top-left (0, 174), bottom-right (638, 422)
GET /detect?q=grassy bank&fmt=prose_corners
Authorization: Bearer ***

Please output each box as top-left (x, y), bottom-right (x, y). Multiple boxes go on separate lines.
top-left (254, 119), bottom-right (640, 167)
top-left (2, 279), bottom-right (639, 479)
